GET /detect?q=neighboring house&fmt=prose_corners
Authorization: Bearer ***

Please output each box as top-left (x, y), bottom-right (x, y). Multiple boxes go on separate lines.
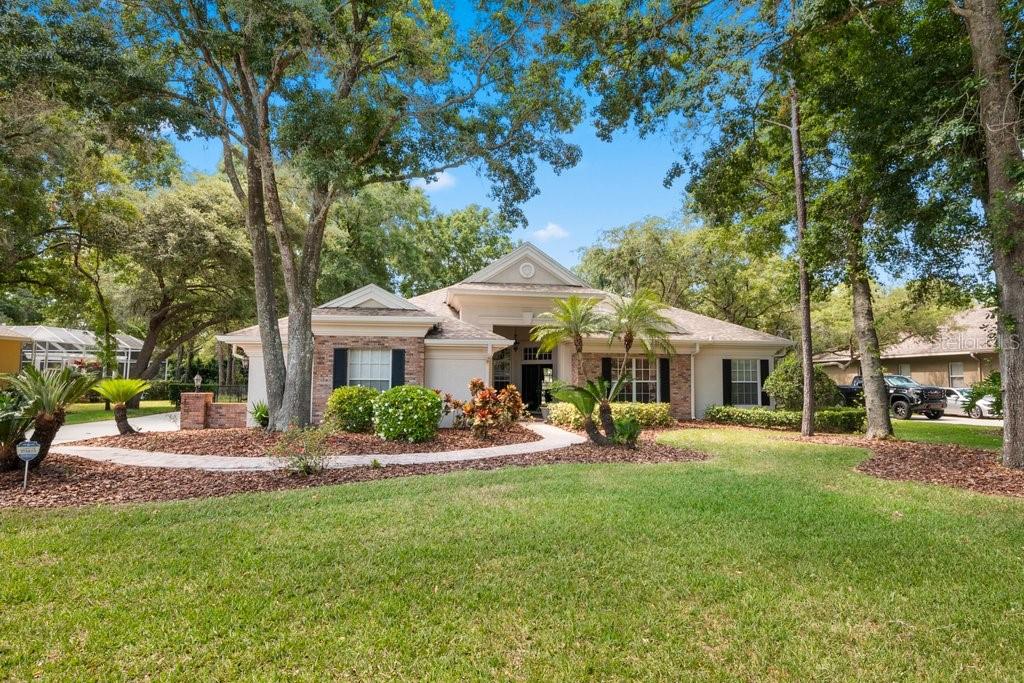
top-left (220, 244), bottom-right (792, 424)
top-left (815, 307), bottom-right (999, 388)
top-left (10, 325), bottom-right (145, 378)
top-left (0, 325), bottom-right (30, 375)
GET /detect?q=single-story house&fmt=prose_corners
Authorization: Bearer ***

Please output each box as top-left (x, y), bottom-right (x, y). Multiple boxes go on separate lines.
top-left (0, 325), bottom-right (30, 375)
top-left (815, 307), bottom-right (999, 388)
top-left (220, 243), bottom-right (792, 424)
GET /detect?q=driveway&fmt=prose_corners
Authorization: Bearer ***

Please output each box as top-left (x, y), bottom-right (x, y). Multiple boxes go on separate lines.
top-left (50, 412), bottom-right (180, 444)
top-left (902, 414), bottom-right (1003, 428)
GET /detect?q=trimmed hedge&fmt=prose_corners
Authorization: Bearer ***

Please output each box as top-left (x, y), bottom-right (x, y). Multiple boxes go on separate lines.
top-left (324, 385), bottom-right (378, 432)
top-left (547, 402), bottom-right (674, 429)
top-left (703, 405), bottom-right (866, 433)
top-left (372, 385), bottom-right (443, 442)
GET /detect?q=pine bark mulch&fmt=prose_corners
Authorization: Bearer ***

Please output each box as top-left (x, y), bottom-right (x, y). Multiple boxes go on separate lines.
top-left (69, 424), bottom-right (541, 457)
top-left (1, 442), bottom-right (708, 509)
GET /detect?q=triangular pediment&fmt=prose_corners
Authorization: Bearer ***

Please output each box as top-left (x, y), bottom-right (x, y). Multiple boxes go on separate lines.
top-left (319, 284), bottom-right (419, 310)
top-left (461, 243), bottom-right (590, 287)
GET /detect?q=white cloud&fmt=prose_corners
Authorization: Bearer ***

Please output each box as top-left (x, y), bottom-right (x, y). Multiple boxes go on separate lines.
top-left (533, 222), bottom-right (569, 242)
top-left (411, 170), bottom-right (457, 193)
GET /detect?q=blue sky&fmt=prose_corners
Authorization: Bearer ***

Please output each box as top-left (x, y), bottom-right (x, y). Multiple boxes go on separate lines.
top-left (173, 123), bottom-right (688, 269)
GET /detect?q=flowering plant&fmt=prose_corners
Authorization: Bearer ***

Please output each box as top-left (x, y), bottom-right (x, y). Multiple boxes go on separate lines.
top-left (460, 378), bottom-right (526, 438)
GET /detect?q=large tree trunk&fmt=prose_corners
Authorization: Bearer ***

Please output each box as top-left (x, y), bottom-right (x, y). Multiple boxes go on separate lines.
top-left (848, 220), bottom-right (893, 439)
top-left (789, 77), bottom-right (815, 437)
top-left (243, 154), bottom-right (288, 428)
top-left (958, 0), bottom-right (1024, 467)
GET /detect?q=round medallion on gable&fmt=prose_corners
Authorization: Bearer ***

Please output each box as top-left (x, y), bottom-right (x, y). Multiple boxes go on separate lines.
top-left (519, 262), bottom-right (536, 279)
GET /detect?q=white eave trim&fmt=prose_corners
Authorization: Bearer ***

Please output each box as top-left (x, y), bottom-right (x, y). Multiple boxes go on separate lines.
top-left (319, 283), bottom-right (420, 310)
top-left (310, 314), bottom-right (442, 325)
top-left (425, 338), bottom-right (514, 347)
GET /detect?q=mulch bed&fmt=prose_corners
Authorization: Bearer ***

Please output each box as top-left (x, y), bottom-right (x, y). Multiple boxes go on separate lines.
top-left (687, 422), bottom-right (1024, 499)
top-left (1, 442), bottom-right (708, 509)
top-left (854, 439), bottom-right (1024, 498)
top-left (68, 424), bottom-right (541, 457)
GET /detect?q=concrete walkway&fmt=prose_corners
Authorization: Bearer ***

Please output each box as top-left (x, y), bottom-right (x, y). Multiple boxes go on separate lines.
top-left (51, 422), bottom-right (586, 472)
top-left (51, 411), bottom-right (181, 444)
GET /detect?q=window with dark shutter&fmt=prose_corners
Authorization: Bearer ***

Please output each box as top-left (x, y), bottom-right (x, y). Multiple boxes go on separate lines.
top-left (332, 348), bottom-right (348, 388)
top-left (659, 357), bottom-right (670, 402)
top-left (760, 359), bottom-right (771, 406)
top-left (722, 359), bottom-right (732, 405)
top-left (391, 349), bottom-right (406, 387)
top-left (601, 357), bottom-right (612, 382)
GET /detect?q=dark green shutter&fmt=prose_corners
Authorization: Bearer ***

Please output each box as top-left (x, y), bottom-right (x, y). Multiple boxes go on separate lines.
top-left (332, 348), bottom-right (348, 388)
top-left (391, 349), bottom-right (406, 387)
top-left (722, 359), bottom-right (732, 406)
top-left (659, 357), bottom-right (670, 402)
top-left (760, 359), bottom-right (771, 406)
top-left (601, 357), bottom-right (612, 382)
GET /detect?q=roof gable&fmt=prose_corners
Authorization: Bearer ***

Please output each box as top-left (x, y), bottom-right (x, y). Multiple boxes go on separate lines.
top-left (318, 284), bottom-right (419, 311)
top-left (461, 243), bottom-right (590, 288)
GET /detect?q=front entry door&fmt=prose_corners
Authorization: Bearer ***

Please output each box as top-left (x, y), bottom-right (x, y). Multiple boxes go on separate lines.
top-left (522, 364), bottom-right (553, 412)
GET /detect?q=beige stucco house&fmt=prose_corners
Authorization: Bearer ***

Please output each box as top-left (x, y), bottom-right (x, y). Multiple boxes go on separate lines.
top-left (816, 307), bottom-right (1000, 388)
top-left (220, 244), bottom-right (792, 424)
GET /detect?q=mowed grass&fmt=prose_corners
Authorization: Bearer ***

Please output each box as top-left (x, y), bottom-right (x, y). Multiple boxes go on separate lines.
top-left (893, 418), bottom-right (1004, 450)
top-left (63, 400), bottom-right (176, 425)
top-left (3, 428), bottom-right (1024, 680)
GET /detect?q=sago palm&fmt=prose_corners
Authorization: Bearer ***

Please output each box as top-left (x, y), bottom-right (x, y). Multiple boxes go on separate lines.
top-left (5, 367), bottom-right (99, 468)
top-left (0, 393), bottom-right (36, 472)
top-left (531, 296), bottom-right (608, 381)
top-left (94, 378), bottom-right (152, 435)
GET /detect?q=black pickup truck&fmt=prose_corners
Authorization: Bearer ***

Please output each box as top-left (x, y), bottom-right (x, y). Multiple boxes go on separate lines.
top-left (839, 374), bottom-right (947, 420)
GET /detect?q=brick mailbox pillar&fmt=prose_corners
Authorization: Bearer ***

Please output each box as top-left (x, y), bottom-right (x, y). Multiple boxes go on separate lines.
top-left (180, 392), bottom-right (213, 430)
top-left (179, 392), bottom-right (247, 430)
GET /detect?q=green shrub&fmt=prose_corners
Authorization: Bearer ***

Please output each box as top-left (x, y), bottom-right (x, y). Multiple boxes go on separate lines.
top-left (762, 355), bottom-right (844, 410)
top-left (703, 405), bottom-right (865, 433)
top-left (324, 385), bottom-right (379, 432)
top-left (547, 401), bottom-right (674, 429)
top-left (373, 385), bottom-right (443, 442)
top-left (613, 415), bottom-right (642, 447)
top-left (250, 401), bottom-right (269, 429)
top-left (270, 426), bottom-right (331, 475)
top-left (965, 371), bottom-right (1002, 416)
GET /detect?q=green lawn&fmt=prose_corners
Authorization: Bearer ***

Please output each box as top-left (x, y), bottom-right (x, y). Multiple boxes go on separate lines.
top-left (62, 400), bottom-right (176, 425)
top-left (893, 418), bottom-right (1004, 450)
top-left (3, 428), bottom-right (1024, 680)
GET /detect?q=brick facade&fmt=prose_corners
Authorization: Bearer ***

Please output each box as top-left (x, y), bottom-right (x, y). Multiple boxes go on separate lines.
top-left (180, 392), bottom-right (246, 430)
top-left (574, 352), bottom-right (692, 419)
top-left (311, 335), bottom-right (426, 423)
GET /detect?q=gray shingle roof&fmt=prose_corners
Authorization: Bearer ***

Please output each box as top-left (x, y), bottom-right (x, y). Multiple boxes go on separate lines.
top-left (409, 288), bottom-right (507, 341)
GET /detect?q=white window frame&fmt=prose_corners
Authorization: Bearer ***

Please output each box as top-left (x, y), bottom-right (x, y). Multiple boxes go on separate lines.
top-left (522, 345), bottom-right (552, 363)
top-left (613, 357), bottom-right (660, 403)
top-left (948, 362), bottom-right (965, 388)
top-left (731, 359), bottom-right (761, 407)
top-left (347, 348), bottom-right (392, 391)
top-left (492, 347), bottom-right (512, 388)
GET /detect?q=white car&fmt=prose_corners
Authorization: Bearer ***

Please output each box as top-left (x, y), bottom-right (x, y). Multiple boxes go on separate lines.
top-left (943, 388), bottom-right (999, 418)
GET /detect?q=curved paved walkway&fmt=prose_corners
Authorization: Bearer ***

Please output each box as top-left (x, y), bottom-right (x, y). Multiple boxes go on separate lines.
top-left (51, 423), bottom-right (586, 472)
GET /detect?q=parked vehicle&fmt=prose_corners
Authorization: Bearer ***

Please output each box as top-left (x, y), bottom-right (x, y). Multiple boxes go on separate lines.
top-left (839, 374), bottom-right (947, 420)
top-left (943, 388), bottom-right (999, 418)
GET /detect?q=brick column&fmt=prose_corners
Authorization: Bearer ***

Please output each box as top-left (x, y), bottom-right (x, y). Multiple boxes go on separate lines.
top-left (180, 392), bottom-right (212, 430)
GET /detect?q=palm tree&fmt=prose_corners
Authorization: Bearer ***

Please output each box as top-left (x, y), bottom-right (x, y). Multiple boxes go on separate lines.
top-left (606, 290), bottom-right (675, 374)
top-left (531, 296), bottom-right (608, 382)
top-left (600, 291), bottom-right (675, 435)
top-left (5, 367), bottom-right (98, 469)
top-left (94, 378), bottom-right (152, 435)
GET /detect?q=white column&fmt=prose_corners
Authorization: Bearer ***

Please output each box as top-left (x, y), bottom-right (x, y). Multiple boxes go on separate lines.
top-left (245, 350), bottom-right (267, 427)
